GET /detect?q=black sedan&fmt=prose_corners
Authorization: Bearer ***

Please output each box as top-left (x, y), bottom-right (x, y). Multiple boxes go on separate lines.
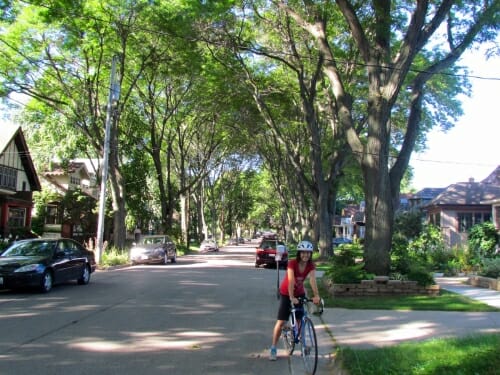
top-left (0, 238), bottom-right (96, 293)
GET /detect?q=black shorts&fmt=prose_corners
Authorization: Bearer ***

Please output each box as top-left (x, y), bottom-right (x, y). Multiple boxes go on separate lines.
top-left (277, 294), bottom-right (305, 321)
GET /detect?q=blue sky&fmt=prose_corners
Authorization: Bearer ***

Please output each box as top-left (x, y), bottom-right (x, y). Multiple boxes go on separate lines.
top-left (409, 48), bottom-right (500, 190)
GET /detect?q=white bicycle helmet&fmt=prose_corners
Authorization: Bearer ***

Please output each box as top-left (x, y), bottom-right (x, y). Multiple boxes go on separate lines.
top-left (297, 240), bottom-right (314, 252)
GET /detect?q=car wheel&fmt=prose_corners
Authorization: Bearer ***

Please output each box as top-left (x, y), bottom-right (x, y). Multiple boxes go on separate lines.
top-left (171, 253), bottom-right (177, 263)
top-left (40, 271), bottom-right (53, 293)
top-left (77, 264), bottom-right (91, 285)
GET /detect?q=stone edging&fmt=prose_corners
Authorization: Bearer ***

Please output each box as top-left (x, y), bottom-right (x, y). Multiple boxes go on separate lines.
top-left (467, 276), bottom-right (500, 291)
top-left (321, 277), bottom-right (440, 297)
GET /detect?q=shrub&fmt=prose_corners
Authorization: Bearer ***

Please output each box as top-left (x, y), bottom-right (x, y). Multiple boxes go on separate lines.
top-left (406, 264), bottom-right (435, 286)
top-left (443, 259), bottom-right (462, 276)
top-left (101, 247), bottom-right (129, 267)
top-left (325, 245), bottom-right (373, 284)
top-left (408, 224), bottom-right (446, 262)
top-left (390, 233), bottom-right (411, 274)
top-left (479, 258), bottom-right (500, 278)
top-left (393, 211), bottom-right (423, 240)
top-left (468, 222), bottom-right (498, 259)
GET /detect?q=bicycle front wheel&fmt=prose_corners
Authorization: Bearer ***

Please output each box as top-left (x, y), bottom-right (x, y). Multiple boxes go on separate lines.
top-left (281, 323), bottom-right (295, 355)
top-left (300, 317), bottom-right (318, 375)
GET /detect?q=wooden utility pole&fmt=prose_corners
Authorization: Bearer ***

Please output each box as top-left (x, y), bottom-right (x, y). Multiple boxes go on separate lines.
top-left (96, 55), bottom-right (120, 264)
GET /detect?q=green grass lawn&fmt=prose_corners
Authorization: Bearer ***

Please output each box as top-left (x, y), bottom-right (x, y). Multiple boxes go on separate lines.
top-left (339, 333), bottom-right (500, 375)
top-left (315, 279), bottom-right (500, 374)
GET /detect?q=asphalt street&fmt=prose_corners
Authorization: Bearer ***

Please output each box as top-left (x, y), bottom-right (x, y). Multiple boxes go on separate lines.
top-left (0, 243), bottom-right (333, 375)
top-left (2, 242), bottom-right (498, 375)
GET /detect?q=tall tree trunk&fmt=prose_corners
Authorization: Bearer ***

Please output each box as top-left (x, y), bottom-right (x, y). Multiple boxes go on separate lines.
top-left (108, 130), bottom-right (127, 249)
top-left (362, 163), bottom-right (393, 275)
top-left (180, 193), bottom-right (189, 245)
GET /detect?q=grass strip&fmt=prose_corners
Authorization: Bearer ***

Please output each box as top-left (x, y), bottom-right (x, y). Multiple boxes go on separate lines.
top-left (339, 333), bottom-right (500, 375)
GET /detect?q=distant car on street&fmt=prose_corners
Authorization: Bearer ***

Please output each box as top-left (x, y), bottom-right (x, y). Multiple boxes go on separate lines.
top-left (332, 237), bottom-right (353, 247)
top-left (130, 235), bottom-right (177, 265)
top-left (200, 239), bottom-right (219, 252)
top-left (0, 238), bottom-right (96, 293)
top-left (255, 236), bottom-right (287, 269)
top-left (227, 238), bottom-right (239, 246)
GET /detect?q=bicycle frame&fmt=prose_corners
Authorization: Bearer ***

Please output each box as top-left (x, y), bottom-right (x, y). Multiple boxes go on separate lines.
top-left (281, 297), bottom-right (319, 375)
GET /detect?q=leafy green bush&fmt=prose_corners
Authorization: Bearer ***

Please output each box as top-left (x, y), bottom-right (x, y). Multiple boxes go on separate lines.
top-left (325, 245), bottom-right (374, 283)
top-left (393, 211), bottom-right (423, 240)
top-left (326, 263), bottom-right (374, 284)
top-left (443, 259), bottom-right (462, 276)
top-left (449, 245), bottom-right (476, 273)
top-left (468, 222), bottom-right (498, 259)
top-left (479, 258), bottom-right (500, 278)
top-left (390, 233), bottom-right (411, 274)
top-left (408, 224), bottom-right (446, 261)
top-left (101, 247), bottom-right (129, 267)
top-left (406, 264), bottom-right (435, 286)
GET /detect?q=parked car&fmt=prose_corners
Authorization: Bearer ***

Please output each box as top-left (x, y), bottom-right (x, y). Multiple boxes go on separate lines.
top-left (227, 238), bottom-right (239, 246)
top-left (255, 237), bottom-right (287, 269)
top-left (0, 238), bottom-right (96, 293)
top-left (332, 237), bottom-right (353, 247)
top-left (199, 239), bottom-right (219, 252)
top-left (130, 235), bottom-right (177, 265)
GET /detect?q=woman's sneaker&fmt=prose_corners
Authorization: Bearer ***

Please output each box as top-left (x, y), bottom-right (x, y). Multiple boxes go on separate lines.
top-left (269, 347), bottom-right (277, 361)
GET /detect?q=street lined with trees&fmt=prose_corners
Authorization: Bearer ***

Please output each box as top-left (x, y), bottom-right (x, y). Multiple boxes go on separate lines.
top-left (1, 1), bottom-right (498, 275)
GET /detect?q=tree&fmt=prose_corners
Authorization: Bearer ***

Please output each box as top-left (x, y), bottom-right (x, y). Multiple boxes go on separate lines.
top-left (266, 0), bottom-right (499, 274)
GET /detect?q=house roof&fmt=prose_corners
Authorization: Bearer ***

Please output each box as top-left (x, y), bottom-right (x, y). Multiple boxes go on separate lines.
top-left (0, 124), bottom-right (41, 191)
top-left (412, 188), bottom-right (445, 199)
top-left (481, 165), bottom-right (500, 185)
top-left (428, 181), bottom-right (500, 206)
top-left (44, 161), bottom-right (90, 179)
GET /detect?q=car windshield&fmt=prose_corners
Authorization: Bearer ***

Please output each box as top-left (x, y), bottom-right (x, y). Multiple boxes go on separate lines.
top-left (142, 237), bottom-right (165, 245)
top-left (260, 240), bottom-right (284, 249)
top-left (1, 241), bottom-right (54, 257)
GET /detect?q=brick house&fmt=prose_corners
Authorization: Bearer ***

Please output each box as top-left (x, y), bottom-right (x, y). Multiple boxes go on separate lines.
top-left (422, 165), bottom-right (500, 247)
top-left (0, 124), bottom-right (41, 240)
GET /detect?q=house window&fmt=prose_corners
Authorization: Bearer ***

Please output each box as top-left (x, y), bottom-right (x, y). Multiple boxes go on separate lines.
top-left (0, 166), bottom-right (17, 190)
top-left (430, 213), bottom-right (441, 227)
top-left (495, 206), bottom-right (500, 230)
top-left (8, 207), bottom-right (26, 228)
top-left (46, 204), bottom-right (60, 224)
top-left (457, 212), bottom-right (491, 233)
top-left (70, 176), bottom-right (81, 186)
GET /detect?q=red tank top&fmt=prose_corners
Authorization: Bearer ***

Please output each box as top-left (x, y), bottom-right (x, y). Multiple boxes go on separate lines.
top-left (279, 259), bottom-right (315, 296)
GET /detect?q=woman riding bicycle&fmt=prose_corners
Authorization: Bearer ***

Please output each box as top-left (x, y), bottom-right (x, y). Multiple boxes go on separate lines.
top-left (269, 240), bottom-right (321, 361)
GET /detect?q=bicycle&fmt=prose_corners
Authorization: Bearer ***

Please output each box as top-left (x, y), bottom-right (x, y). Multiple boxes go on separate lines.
top-left (281, 296), bottom-right (324, 375)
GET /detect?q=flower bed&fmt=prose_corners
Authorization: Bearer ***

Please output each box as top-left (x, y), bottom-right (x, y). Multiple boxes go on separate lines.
top-left (322, 277), bottom-right (440, 297)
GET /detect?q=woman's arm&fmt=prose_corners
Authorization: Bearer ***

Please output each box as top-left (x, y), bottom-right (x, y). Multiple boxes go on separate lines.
top-left (308, 270), bottom-right (321, 304)
top-left (287, 267), bottom-right (298, 304)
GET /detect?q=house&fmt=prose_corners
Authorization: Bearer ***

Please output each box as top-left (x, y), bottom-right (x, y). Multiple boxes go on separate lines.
top-left (408, 188), bottom-right (445, 211)
top-left (40, 160), bottom-right (98, 243)
top-left (423, 165), bottom-right (500, 247)
top-left (0, 124), bottom-right (41, 240)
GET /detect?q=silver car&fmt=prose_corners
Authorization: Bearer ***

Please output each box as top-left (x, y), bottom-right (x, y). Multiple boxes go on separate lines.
top-left (130, 235), bottom-right (177, 265)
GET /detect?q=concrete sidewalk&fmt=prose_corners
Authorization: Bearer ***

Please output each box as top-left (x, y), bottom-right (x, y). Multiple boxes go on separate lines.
top-left (311, 277), bottom-right (500, 373)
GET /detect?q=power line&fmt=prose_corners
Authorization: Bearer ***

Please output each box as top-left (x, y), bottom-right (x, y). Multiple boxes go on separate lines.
top-left (2, 4), bottom-right (499, 83)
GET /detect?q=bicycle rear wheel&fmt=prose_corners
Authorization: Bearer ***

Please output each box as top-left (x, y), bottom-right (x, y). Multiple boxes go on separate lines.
top-left (281, 323), bottom-right (295, 355)
top-left (300, 317), bottom-right (318, 375)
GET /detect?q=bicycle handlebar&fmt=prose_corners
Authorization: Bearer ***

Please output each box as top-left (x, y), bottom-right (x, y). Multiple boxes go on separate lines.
top-left (290, 296), bottom-right (324, 315)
